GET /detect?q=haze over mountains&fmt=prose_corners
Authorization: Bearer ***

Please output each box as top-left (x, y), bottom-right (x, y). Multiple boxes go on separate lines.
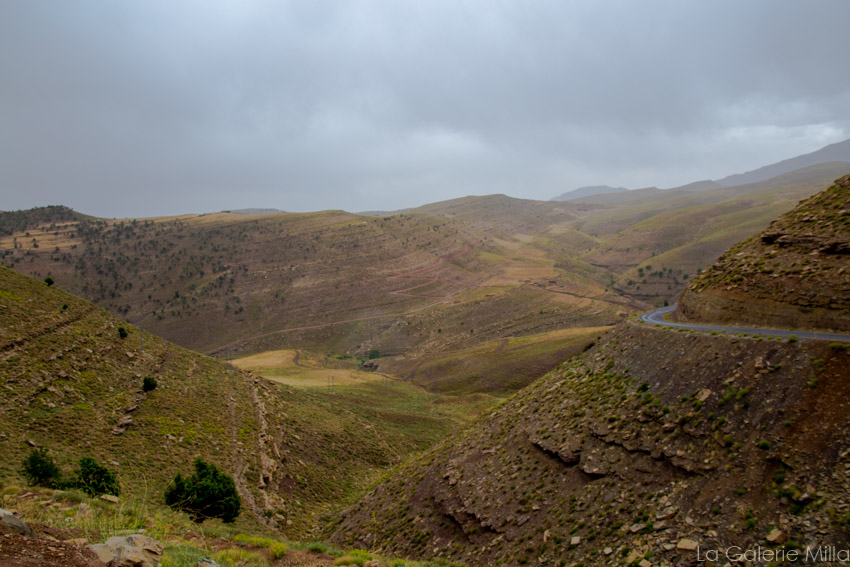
top-left (1, 142), bottom-right (848, 396)
top-left (552, 137), bottom-right (850, 202)
top-left (1, 143), bottom-right (849, 566)
top-left (2, 1), bottom-right (850, 564)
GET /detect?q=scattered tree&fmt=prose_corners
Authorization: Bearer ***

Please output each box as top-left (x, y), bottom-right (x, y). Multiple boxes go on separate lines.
top-left (44, 276), bottom-right (54, 286)
top-left (74, 457), bottom-right (120, 497)
top-left (165, 458), bottom-right (241, 523)
top-left (21, 448), bottom-right (62, 488)
top-left (367, 349), bottom-right (381, 360)
top-left (118, 327), bottom-right (128, 339)
top-left (142, 376), bottom-right (158, 392)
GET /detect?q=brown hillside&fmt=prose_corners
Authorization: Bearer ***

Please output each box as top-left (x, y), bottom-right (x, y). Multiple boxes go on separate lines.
top-left (580, 163), bottom-right (849, 305)
top-left (0, 210), bottom-right (487, 353)
top-left (679, 175), bottom-right (850, 332)
top-left (0, 266), bottom-right (482, 538)
top-left (1, 165), bottom-right (842, 398)
top-left (332, 324), bottom-right (850, 565)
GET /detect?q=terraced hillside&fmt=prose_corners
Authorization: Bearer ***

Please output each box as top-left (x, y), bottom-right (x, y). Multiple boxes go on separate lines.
top-left (0, 209), bottom-right (487, 353)
top-left (0, 266), bottom-right (488, 538)
top-left (680, 175), bottom-right (850, 332)
top-left (578, 162), bottom-right (850, 304)
top-left (332, 185), bottom-right (850, 565)
top-left (0, 205), bottom-right (622, 361)
top-left (1, 164), bottom-right (845, 397)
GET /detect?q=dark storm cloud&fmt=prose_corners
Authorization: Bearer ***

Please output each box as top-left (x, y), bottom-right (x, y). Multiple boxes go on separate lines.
top-left (1, 0), bottom-right (849, 216)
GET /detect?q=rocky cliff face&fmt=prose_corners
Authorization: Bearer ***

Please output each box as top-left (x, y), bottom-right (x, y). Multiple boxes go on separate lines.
top-left (678, 175), bottom-right (850, 332)
top-left (332, 324), bottom-right (850, 565)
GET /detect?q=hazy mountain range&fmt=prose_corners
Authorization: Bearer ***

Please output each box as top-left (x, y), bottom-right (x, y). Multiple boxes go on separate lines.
top-left (552, 137), bottom-right (850, 201)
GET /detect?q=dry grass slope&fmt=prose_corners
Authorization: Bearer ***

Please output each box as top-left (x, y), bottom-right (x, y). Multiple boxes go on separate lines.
top-left (0, 266), bottom-right (490, 540)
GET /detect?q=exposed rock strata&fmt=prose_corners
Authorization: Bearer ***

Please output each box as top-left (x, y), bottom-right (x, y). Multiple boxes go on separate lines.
top-left (679, 175), bottom-right (850, 332)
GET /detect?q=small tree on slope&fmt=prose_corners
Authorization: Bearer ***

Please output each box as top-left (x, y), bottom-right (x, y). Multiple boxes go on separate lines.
top-left (164, 458), bottom-right (241, 523)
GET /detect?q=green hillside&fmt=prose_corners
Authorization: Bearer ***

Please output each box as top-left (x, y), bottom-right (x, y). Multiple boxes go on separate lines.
top-left (0, 266), bottom-right (489, 538)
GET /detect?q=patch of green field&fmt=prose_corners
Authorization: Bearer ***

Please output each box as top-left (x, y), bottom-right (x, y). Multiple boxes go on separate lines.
top-left (382, 326), bottom-right (610, 395)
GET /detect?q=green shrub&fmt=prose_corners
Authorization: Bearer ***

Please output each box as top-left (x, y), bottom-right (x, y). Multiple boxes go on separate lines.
top-left (21, 448), bottom-right (62, 488)
top-left (118, 327), bottom-right (128, 339)
top-left (213, 548), bottom-right (266, 566)
top-left (74, 457), bottom-right (120, 496)
top-left (306, 542), bottom-right (329, 553)
top-left (142, 376), bottom-right (158, 392)
top-left (165, 458), bottom-right (241, 523)
top-left (268, 542), bottom-right (287, 559)
top-left (788, 335), bottom-right (798, 343)
top-left (757, 440), bottom-right (771, 450)
top-left (334, 549), bottom-right (372, 566)
top-left (160, 543), bottom-right (210, 567)
top-left (44, 277), bottom-right (54, 286)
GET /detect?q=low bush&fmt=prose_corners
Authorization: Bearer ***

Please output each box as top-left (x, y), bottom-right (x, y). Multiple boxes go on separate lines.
top-left (74, 457), bottom-right (120, 496)
top-left (21, 448), bottom-right (62, 488)
top-left (165, 458), bottom-right (241, 523)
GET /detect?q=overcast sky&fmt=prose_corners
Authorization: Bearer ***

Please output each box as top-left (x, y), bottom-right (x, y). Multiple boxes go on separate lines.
top-left (2, 1), bottom-right (849, 217)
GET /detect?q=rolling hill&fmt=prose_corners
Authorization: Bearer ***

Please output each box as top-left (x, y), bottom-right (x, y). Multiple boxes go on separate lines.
top-left (550, 185), bottom-right (627, 201)
top-left (0, 266), bottom-right (489, 539)
top-left (331, 178), bottom-right (850, 566)
top-left (1, 159), bottom-right (848, 397)
top-left (717, 137), bottom-right (850, 187)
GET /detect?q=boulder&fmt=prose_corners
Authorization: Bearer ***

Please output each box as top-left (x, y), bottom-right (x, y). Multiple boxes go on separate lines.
top-left (87, 534), bottom-right (164, 567)
top-left (0, 508), bottom-right (34, 537)
top-left (112, 415), bottom-right (134, 435)
top-left (766, 528), bottom-right (788, 544)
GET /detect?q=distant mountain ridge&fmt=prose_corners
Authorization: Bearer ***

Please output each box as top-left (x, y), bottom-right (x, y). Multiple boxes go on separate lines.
top-left (716, 137), bottom-right (850, 187)
top-left (550, 185), bottom-right (626, 201)
top-left (552, 137), bottom-right (850, 201)
top-left (223, 208), bottom-right (284, 215)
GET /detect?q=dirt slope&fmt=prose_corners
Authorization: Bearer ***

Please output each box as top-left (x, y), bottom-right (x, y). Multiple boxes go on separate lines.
top-left (680, 175), bottom-right (850, 332)
top-left (332, 324), bottom-right (850, 565)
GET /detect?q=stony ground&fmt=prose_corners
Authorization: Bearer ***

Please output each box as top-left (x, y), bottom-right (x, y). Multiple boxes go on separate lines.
top-left (332, 322), bottom-right (850, 566)
top-left (680, 175), bottom-right (850, 332)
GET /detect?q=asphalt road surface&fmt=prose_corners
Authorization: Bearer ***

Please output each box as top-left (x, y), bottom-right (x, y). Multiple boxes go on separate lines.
top-left (639, 304), bottom-right (850, 342)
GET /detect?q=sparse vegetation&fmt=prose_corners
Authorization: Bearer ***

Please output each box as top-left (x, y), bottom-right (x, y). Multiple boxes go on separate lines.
top-left (142, 376), bottom-right (158, 392)
top-left (2, 177), bottom-right (850, 567)
top-left (21, 448), bottom-right (61, 489)
top-left (165, 458), bottom-right (241, 523)
top-left (73, 456), bottom-right (120, 497)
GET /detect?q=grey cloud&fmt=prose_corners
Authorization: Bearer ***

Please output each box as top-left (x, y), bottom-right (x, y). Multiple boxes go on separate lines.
top-left (1, 0), bottom-right (849, 216)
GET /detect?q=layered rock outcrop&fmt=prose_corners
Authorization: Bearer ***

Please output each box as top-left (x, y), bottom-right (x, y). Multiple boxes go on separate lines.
top-left (679, 175), bottom-right (850, 331)
top-left (333, 325), bottom-right (850, 565)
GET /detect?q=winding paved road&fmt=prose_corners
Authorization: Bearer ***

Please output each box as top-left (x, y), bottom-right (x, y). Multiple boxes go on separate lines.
top-left (640, 304), bottom-right (850, 342)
